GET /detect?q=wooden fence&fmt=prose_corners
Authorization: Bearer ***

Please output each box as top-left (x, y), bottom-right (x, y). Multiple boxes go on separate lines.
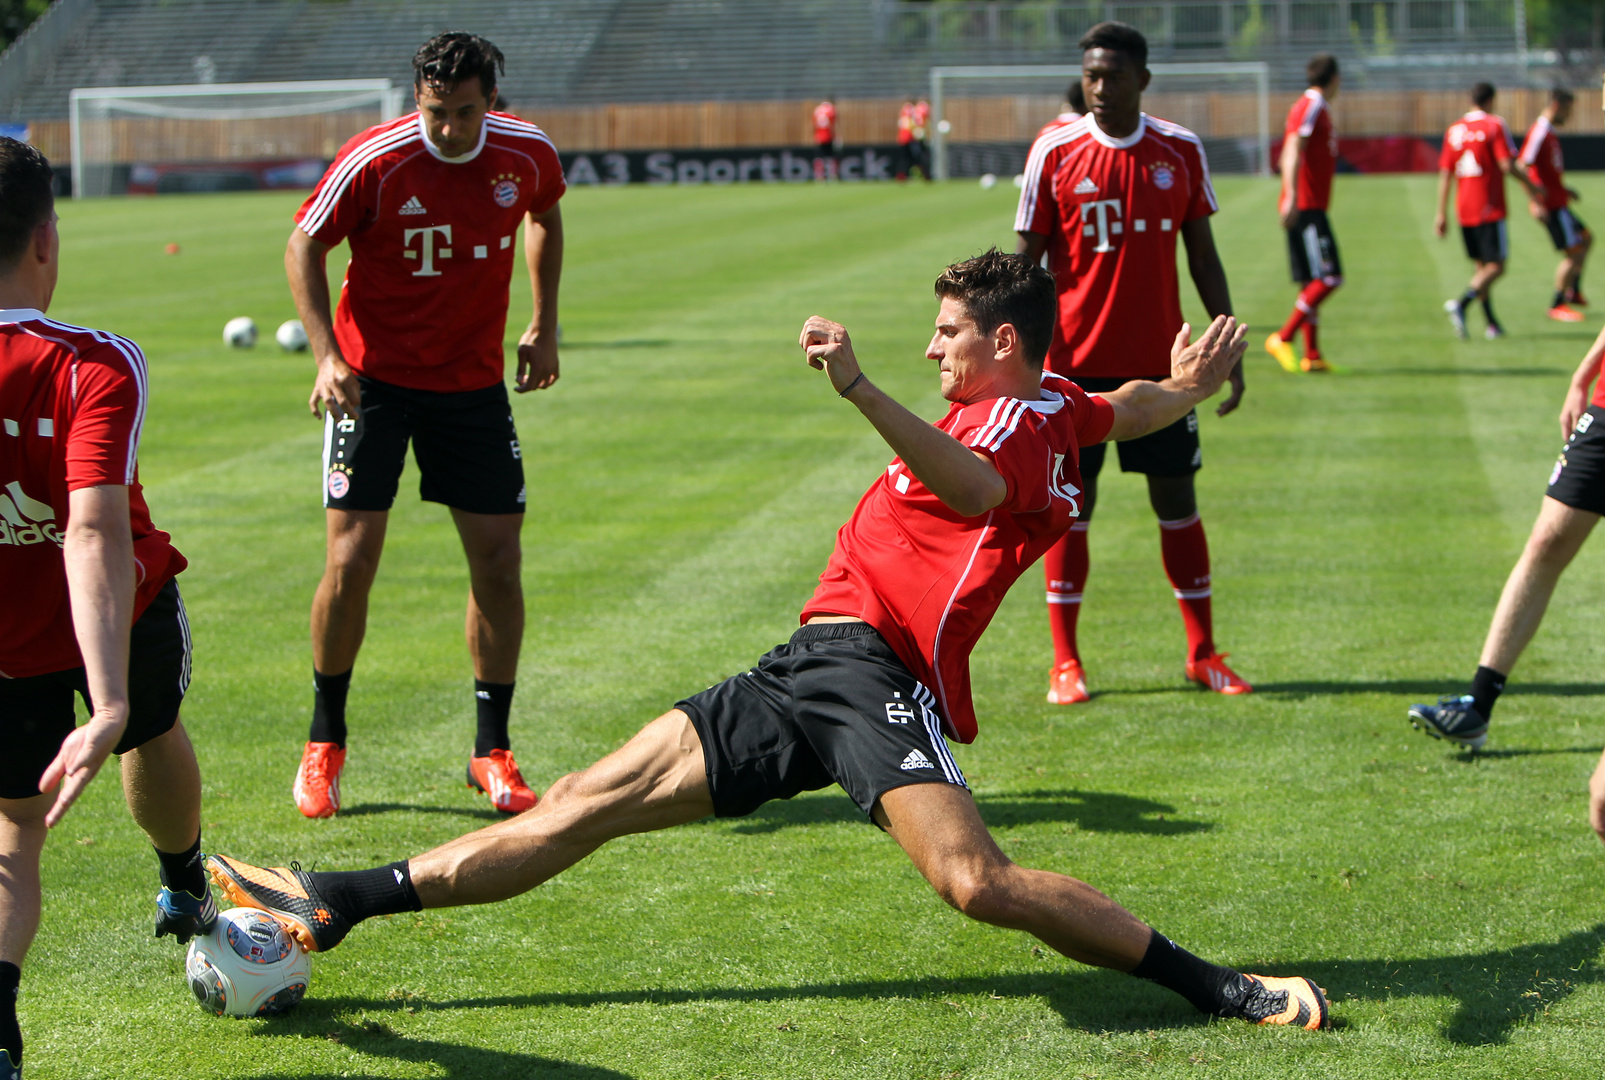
top-left (26, 88), bottom-right (1605, 164)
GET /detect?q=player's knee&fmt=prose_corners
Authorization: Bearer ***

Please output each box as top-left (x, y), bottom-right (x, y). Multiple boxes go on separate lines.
top-left (1323, 274), bottom-right (1342, 290)
top-left (932, 863), bottom-right (1016, 923)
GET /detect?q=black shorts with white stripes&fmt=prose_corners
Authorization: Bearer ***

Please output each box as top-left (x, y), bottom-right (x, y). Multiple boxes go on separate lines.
top-left (0, 578), bottom-right (191, 799)
top-left (1285, 208), bottom-right (1343, 283)
top-left (1547, 404), bottom-right (1605, 516)
top-left (1545, 206), bottom-right (1589, 252)
top-left (676, 621), bottom-right (967, 821)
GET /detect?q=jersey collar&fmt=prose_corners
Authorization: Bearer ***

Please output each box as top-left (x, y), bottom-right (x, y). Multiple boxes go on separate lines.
top-left (417, 112), bottom-right (488, 164)
top-left (0, 308), bottom-right (44, 325)
top-left (1464, 110), bottom-right (1488, 121)
top-left (1086, 112), bottom-right (1147, 150)
top-left (1304, 87), bottom-right (1326, 104)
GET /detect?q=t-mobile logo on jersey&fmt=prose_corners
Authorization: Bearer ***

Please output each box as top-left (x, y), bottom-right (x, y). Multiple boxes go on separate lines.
top-left (1078, 198), bottom-right (1124, 253)
top-left (403, 225), bottom-right (453, 277)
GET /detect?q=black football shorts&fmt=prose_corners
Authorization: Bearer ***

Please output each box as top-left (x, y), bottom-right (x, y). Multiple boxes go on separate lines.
top-left (1547, 405), bottom-right (1605, 516)
top-left (0, 579), bottom-right (191, 800)
top-left (676, 622), bottom-right (967, 820)
top-left (323, 375), bottom-right (526, 516)
top-left (1072, 376), bottom-right (1201, 479)
top-left (1462, 220), bottom-right (1509, 264)
top-left (1286, 208), bottom-right (1343, 283)
top-left (1545, 206), bottom-right (1589, 252)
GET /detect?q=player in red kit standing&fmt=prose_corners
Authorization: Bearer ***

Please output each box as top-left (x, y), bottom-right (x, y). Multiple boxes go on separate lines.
top-left (1037, 81), bottom-right (1087, 139)
top-left (1521, 87), bottom-right (1590, 322)
top-left (813, 100), bottom-right (838, 181)
top-left (208, 252), bottom-right (1332, 1034)
top-left (1435, 82), bottom-right (1542, 340)
top-left (1265, 54), bottom-right (1342, 374)
top-left (0, 139), bottom-right (218, 1080)
top-left (1015, 21), bottom-right (1249, 705)
top-left (286, 33), bottom-right (565, 818)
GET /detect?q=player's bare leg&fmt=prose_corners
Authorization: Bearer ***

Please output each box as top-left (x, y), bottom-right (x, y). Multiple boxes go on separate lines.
top-left (121, 720), bottom-right (202, 854)
top-left (452, 509), bottom-right (533, 811)
top-left (451, 509), bottom-right (524, 684)
top-left (876, 782), bottom-right (1148, 968)
top-left (874, 783), bottom-right (1327, 1026)
top-left (0, 793), bottom-right (50, 1074)
top-left (311, 509), bottom-right (389, 675)
top-left (1479, 497), bottom-right (1599, 675)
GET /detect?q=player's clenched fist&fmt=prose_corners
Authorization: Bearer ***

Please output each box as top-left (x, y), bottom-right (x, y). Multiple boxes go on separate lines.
top-left (799, 316), bottom-right (864, 396)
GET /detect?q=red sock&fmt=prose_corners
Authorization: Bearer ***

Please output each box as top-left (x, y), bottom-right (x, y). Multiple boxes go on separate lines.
top-left (1301, 319), bottom-right (1320, 359)
top-left (1278, 278), bottom-right (1338, 341)
top-left (1159, 513), bottom-right (1213, 663)
top-left (1044, 522), bottom-right (1089, 665)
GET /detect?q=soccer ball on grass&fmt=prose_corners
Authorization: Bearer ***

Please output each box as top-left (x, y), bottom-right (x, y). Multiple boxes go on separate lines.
top-left (186, 907), bottom-right (311, 1017)
top-left (223, 316), bottom-right (258, 348)
top-left (275, 319), bottom-right (309, 352)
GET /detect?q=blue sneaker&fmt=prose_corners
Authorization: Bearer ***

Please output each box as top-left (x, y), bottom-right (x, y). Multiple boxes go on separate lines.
top-left (1, 1047), bottom-right (18, 1080)
top-left (1407, 695), bottom-right (1489, 751)
top-left (154, 885), bottom-right (217, 944)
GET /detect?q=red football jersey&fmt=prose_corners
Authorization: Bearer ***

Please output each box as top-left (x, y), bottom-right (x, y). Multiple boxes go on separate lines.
top-left (1035, 110), bottom-right (1083, 140)
top-left (0, 309), bottom-right (186, 679)
top-left (897, 103), bottom-right (917, 145)
top-left (813, 102), bottom-right (837, 144)
top-left (1283, 88), bottom-right (1336, 212)
top-left (801, 372), bottom-right (1114, 744)
top-left (1015, 114), bottom-right (1218, 379)
top-left (295, 111), bottom-right (565, 394)
top-left (1440, 111), bottom-right (1516, 226)
top-left (1521, 115), bottom-right (1568, 212)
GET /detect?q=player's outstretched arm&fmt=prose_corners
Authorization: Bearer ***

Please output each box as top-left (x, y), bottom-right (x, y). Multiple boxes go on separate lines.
top-left (1179, 219), bottom-right (1243, 418)
top-left (516, 203), bottom-right (563, 394)
top-left (39, 485), bottom-right (134, 827)
top-left (1561, 324), bottom-right (1605, 436)
top-left (1100, 316), bottom-right (1247, 443)
top-left (286, 228), bottom-right (359, 420)
top-left (799, 316), bottom-right (1007, 517)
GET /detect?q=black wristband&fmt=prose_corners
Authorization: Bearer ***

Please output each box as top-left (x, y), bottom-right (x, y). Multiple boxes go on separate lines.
top-left (839, 372), bottom-right (867, 399)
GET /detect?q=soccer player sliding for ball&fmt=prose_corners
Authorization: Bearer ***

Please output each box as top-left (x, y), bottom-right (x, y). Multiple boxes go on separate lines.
top-left (209, 252), bottom-right (1330, 1033)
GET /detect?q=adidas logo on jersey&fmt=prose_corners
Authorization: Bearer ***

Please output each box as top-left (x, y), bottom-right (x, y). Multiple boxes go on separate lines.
top-left (0, 480), bottom-right (60, 548)
top-left (398, 195), bottom-right (428, 215)
top-left (1072, 176), bottom-right (1098, 195)
top-left (900, 749), bottom-right (935, 771)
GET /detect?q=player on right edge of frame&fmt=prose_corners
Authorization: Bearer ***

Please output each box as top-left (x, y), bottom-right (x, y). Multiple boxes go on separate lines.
top-left (1520, 87), bottom-right (1590, 323)
top-left (206, 251), bottom-right (1331, 1035)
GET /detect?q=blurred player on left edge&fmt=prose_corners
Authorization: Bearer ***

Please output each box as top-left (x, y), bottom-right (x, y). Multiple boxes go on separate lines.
top-left (0, 138), bottom-right (215, 1080)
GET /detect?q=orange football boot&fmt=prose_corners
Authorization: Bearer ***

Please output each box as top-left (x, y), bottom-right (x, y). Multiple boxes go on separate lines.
top-left (1047, 658), bottom-right (1091, 704)
top-left (1548, 303), bottom-right (1584, 322)
top-left (293, 741), bottom-right (345, 818)
top-left (1186, 653), bottom-right (1252, 695)
top-left (205, 855), bottom-right (351, 953)
top-left (467, 748), bottom-right (538, 814)
top-left (1300, 355), bottom-right (1331, 372)
top-left (1240, 974), bottom-right (1331, 1030)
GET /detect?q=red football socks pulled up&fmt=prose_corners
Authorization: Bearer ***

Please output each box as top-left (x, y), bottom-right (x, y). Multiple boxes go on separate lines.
top-left (1159, 513), bottom-right (1214, 663)
top-left (1278, 278), bottom-right (1339, 341)
top-left (1044, 522), bottom-right (1090, 665)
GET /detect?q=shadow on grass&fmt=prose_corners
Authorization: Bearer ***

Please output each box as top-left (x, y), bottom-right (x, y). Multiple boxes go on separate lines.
top-left (1254, 679), bottom-right (1605, 698)
top-left (338, 802), bottom-right (503, 822)
top-left (246, 1016), bottom-right (638, 1078)
top-left (718, 789), bottom-right (1211, 836)
top-left (273, 923), bottom-right (1605, 1046)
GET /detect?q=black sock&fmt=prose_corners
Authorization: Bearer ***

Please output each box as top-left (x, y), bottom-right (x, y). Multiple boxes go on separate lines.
top-left (154, 833), bottom-right (207, 897)
top-left (473, 679), bottom-right (515, 756)
top-left (1130, 929), bottom-right (1253, 1015)
top-left (1457, 287), bottom-right (1478, 312)
top-left (309, 668), bottom-right (352, 747)
top-left (1555, 290), bottom-right (1568, 309)
top-left (1481, 296), bottom-right (1499, 328)
top-left (0, 960), bottom-right (19, 1069)
top-left (306, 861), bottom-right (422, 924)
top-left (1471, 664), bottom-right (1506, 719)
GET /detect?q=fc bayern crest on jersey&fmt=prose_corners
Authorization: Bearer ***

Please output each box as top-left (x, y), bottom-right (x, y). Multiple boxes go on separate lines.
top-left (492, 173), bottom-right (521, 208)
top-left (1151, 165), bottom-right (1175, 190)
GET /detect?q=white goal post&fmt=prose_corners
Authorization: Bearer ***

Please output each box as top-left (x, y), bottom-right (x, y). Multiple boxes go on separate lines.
top-left (929, 62), bottom-right (1271, 182)
top-left (69, 80), bottom-right (408, 198)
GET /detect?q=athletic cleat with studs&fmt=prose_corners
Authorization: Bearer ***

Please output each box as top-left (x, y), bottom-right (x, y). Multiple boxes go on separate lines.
top-left (1444, 299), bottom-right (1468, 339)
top-left (1407, 694), bottom-right (1489, 750)
top-left (1548, 303), bottom-right (1584, 322)
top-left (293, 740), bottom-right (345, 818)
top-left (1235, 974), bottom-right (1331, 1030)
top-left (1187, 652), bottom-right (1252, 695)
top-left (467, 748), bottom-right (538, 814)
top-left (1485, 324), bottom-right (1505, 340)
top-left (1264, 333), bottom-right (1299, 373)
top-left (1046, 658), bottom-right (1090, 704)
top-left (153, 884), bottom-right (218, 944)
top-left (1300, 355), bottom-right (1331, 373)
top-left (205, 854), bottom-right (351, 953)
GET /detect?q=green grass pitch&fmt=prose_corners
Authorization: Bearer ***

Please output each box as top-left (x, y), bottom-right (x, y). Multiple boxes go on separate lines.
top-left (21, 173), bottom-right (1605, 1078)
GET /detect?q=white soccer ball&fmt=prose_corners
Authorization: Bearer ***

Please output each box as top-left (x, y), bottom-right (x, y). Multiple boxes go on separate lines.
top-left (275, 319), bottom-right (309, 352)
top-left (979, 173), bottom-right (998, 190)
top-left (186, 907), bottom-right (311, 1018)
top-left (1012, 174), bottom-right (1026, 189)
top-left (223, 316), bottom-right (258, 348)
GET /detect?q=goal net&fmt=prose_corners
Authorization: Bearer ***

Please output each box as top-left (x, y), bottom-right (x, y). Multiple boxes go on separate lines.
top-left (69, 80), bottom-right (407, 198)
top-left (929, 63), bottom-right (1270, 181)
